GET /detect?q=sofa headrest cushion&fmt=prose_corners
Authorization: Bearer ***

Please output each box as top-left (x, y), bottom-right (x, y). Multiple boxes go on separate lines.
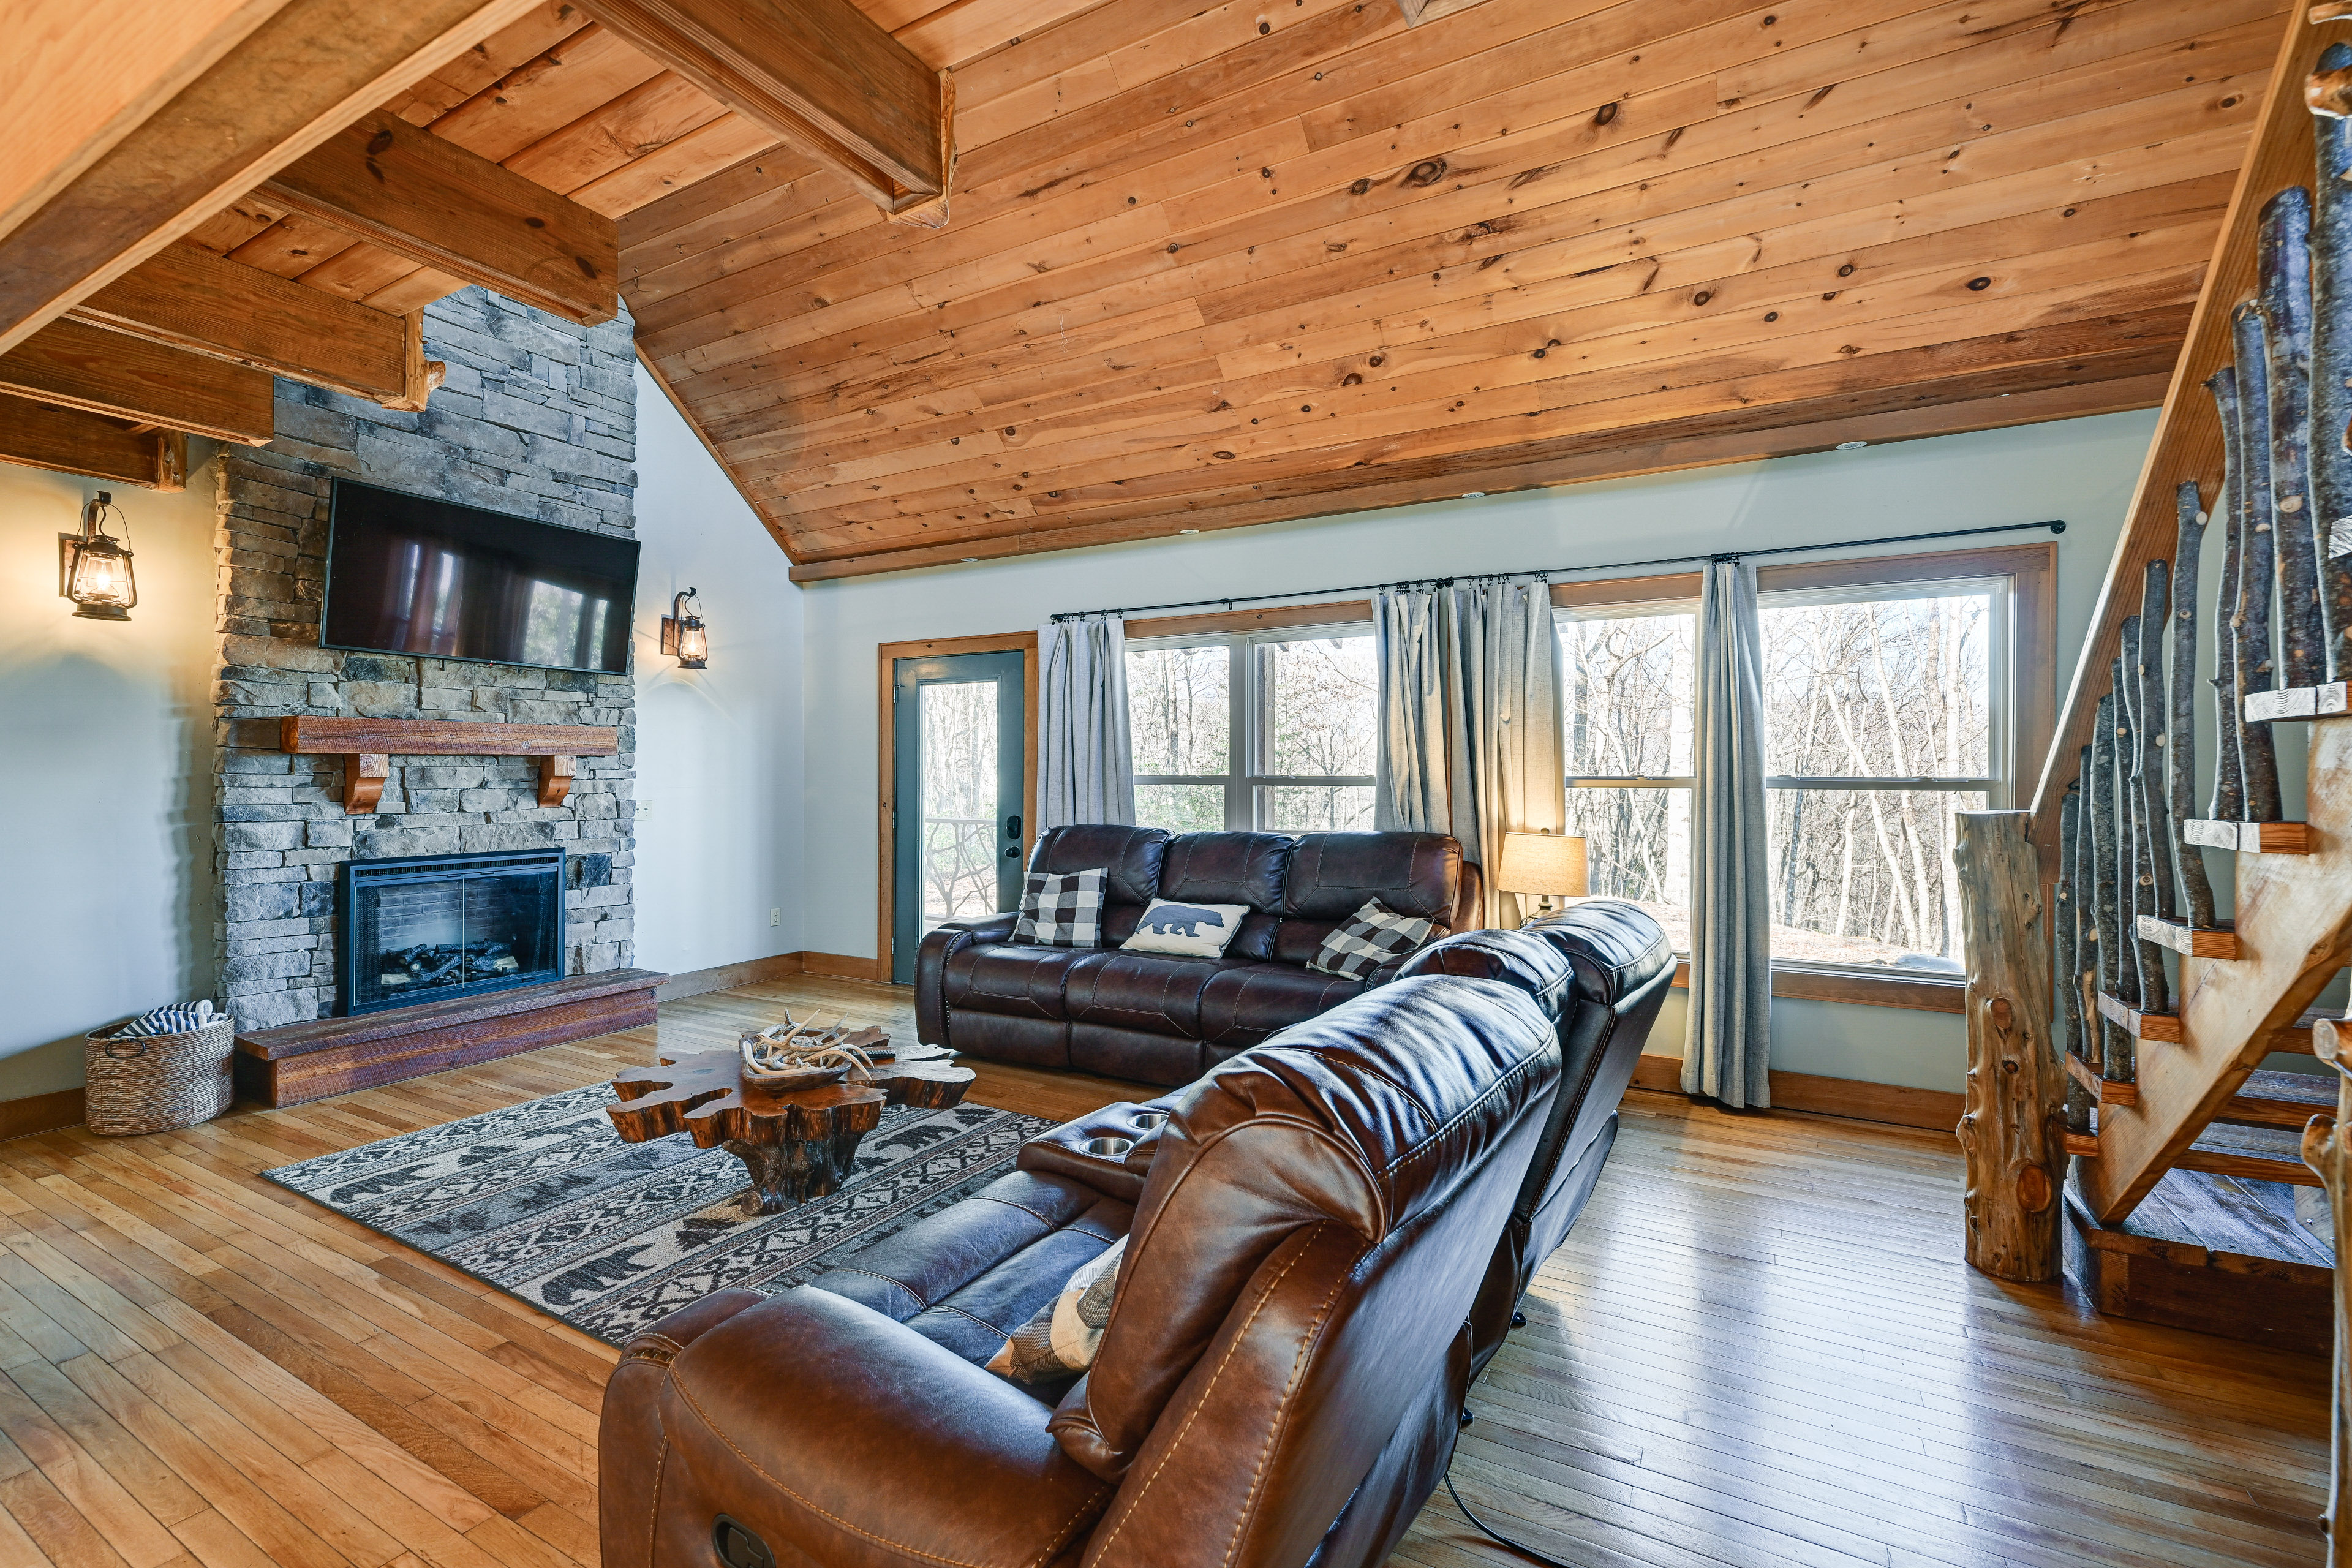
top-left (1394, 927), bottom-right (1576, 1027)
top-left (1158, 831), bottom-right (1294, 913)
top-left (1284, 832), bottom-right (1461, 922)
top-left (1519, 901), bottom-right (1674, 1006)
top-left (1032, 824), bottom-right (1169, 907)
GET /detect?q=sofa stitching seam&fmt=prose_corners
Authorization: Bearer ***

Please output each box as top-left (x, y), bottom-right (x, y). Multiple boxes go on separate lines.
top-left (816, 1266), bottom-right (930, 1312)
top-left (1219, 1239), bottom-right (1354, 1567)
top-left (1085, 1228), bottom-right (1324, 1562)
top-left (671, 1371), bottom-right (1109, 1568)
top-left (644, 1433), bottom-right (667, 1566)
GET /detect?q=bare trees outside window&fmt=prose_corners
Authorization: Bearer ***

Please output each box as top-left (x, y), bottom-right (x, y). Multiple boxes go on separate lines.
top-left (1557, 573), bottom-right (2008, 971)
top-left (1561, 609), bottom-right (1696, 951)
top-left (919, 680), bottom-right (1002, 929)
top-left (1128, 628), bottom-right (1378, 833)
top-left (1760, 587), bottom-right (2000, 968)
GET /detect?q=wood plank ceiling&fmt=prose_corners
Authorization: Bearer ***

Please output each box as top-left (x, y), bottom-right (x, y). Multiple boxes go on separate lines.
top-left (5, 0), bottom-right (2291, 578)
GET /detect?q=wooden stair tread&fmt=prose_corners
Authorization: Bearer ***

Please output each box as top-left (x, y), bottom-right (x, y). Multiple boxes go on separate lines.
top-left (2088, 1166), bottom-right (2334, 1271)
top-left (2173, 1120), bottom-right (2321, 1188)
top-left (2217, 1069), bottom-right (2339, 1129)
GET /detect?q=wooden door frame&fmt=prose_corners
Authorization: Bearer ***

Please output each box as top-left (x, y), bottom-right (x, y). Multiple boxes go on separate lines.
top-left (876, 631), bottom-right (1040, 984)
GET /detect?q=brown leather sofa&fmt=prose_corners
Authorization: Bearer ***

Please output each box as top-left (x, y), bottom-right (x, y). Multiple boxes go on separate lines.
top-left (599, 968), bottom-right (1562, 1568)
top-left (915, 823), bottom-right (1481, 1085)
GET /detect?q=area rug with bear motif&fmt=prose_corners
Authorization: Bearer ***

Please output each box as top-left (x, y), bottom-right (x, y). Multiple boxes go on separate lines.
top-left (263, 1081), bottom-right (1052, 1344)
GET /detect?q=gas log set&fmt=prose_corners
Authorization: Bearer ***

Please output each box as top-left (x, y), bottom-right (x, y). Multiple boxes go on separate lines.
top-left (378, 941), bottom-right (522, 991)
top-left (2050, 41), bottom-right (2352, 1137)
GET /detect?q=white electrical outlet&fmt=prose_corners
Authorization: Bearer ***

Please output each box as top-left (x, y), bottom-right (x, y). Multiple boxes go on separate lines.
top-left (635, 797), bottom-right (653, 819)
top-left (769, 908), bottom-right (781, 927)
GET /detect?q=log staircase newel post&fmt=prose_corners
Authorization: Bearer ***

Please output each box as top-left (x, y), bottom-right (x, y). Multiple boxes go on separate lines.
top-left (2302, 1017), bottom-right (2352, 1565)
top-left (1956, 810), bottom-right (2063, 1283)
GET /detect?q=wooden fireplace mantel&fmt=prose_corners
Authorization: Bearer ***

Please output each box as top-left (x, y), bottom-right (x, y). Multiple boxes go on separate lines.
top-left (279, 716), bottom-right (620, 813)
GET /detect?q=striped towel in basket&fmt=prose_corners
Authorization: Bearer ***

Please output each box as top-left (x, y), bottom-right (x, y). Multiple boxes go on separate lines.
top-left (115, 1001), bottom-right (220, 1038)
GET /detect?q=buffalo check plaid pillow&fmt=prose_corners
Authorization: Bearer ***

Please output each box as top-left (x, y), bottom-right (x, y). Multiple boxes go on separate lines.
top-left (1015, 866), bottom-right (1108, 947)
top-left (1309, 898), bottom-right (1434, 980)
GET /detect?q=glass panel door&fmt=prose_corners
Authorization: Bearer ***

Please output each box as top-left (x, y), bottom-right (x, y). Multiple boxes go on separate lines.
top-left (891, 650), bottom-right (1025, 983)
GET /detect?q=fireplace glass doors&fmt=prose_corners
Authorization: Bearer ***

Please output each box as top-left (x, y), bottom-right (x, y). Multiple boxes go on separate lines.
top-left (338, 849), bottom-right (564, 1015)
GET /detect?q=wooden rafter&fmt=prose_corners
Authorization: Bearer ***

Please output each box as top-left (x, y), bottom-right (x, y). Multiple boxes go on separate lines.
top-left (67, 242), bottom-right (441, 409)
top-left (260, 108), bottom-right (620, 324)
top-left (0, 0), bottom-right (296, 246)
top-left (0, 393), bottom-right (189, 490)
top-left (0, 0), bottom-right (541, 355)
top-left (0, 318), bottom-right (275, 445)
top-left (574, 0), bottom-right (953, 218)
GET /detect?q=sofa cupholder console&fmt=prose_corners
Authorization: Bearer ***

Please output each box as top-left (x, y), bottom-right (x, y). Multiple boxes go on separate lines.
top-left (1016, 1100), bottom-right (1175, 1202)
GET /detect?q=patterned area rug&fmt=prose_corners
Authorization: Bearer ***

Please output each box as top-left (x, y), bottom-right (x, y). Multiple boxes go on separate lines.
top-left (264, 1082), bottom-right (1052, 1344)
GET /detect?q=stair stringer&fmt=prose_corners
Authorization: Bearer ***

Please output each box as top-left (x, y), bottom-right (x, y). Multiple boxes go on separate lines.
top-left (2079, 718), bottom-right (2352, 1224)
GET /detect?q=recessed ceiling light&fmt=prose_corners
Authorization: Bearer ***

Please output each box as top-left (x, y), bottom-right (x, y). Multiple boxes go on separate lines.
top-left (1179, 528), bottom-right (1200, 535)
top-left (1462, 491), bottom-right (1485, 499)
top-left (960, 556), bottom-right (978, 562)
top-left (1835, 440), bottom-right (1868, 451)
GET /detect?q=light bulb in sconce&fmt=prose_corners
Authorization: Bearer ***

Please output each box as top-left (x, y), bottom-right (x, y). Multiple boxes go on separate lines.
top-left (660, 587), bottom-right (709, 668)
top-left (59, 491), bottom-right (137, 620)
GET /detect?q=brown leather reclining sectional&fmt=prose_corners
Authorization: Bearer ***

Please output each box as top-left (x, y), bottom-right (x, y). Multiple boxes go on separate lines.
top-left (599, 903), bottom-right (1673, 1568)
top-left (916, 823), bottom-right (1482, 1085)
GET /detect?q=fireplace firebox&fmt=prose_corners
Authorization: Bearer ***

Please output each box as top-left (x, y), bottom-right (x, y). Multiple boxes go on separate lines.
top-left (337, 849), bottom-right (564, 1016)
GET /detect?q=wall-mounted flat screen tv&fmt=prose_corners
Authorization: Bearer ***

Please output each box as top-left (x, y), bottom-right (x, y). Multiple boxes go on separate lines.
top-left (320, 479), bottom-right (639, 674)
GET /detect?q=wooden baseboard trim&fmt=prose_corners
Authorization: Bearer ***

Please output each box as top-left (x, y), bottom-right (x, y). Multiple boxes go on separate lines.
top-left (1630, 1054), bottom-right (1962, 1133)
top-left (656, 954), bottom-right (808, 1000)
top-left (0, 1088), bottom-right (85, 1144)
top-left (656, 952), bottom-right (886, 1000)
top-left (802, 951), bottom-right (886, 982)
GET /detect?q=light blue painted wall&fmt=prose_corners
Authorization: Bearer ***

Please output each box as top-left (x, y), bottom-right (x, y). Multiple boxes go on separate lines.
top-left (630, 366), bottom-right (807, 975)
top-left (0, 451), bottom-right (222, 1098)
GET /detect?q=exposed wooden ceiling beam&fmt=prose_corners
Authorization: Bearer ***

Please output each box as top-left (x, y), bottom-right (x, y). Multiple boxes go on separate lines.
top-left (67, 241), bottom-right (442, 409)
top-left (0, 0), bottom-right (541, 355)
top-left (0, 393), bottom-right (189, 491)
top-left (260, 109), bottom-right (620, 324)
top-left (575, 0), bottom-right (953, 221)
top-left (0, 0), bottom-right (296, 247)
top-left (0, 318), bottom-right (276, 445)
top-left (779, 356), bottom-right (2174, 581)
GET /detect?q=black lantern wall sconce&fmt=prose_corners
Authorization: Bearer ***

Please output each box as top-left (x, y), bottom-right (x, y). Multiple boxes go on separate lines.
top-left (59, 491), bottom-right (138, 620)
top-left (661, 587), bottom-right (708, 669)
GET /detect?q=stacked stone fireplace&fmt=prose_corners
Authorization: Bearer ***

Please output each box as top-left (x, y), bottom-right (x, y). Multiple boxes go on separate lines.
top-left (212, 288), bottom-right (639, 1031)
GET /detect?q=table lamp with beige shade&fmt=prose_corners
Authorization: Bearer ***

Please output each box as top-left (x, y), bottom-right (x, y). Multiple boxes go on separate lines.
top-left (1497, 831), bottom-right (1589, 921)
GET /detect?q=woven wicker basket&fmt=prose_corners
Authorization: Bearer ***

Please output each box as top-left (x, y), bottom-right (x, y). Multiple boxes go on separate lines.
top-left (83, 1016), bottom-right (235, 1136)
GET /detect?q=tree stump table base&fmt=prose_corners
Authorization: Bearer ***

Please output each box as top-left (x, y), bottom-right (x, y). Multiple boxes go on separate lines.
top-left (606, 1045), bottom-right (975, 1217)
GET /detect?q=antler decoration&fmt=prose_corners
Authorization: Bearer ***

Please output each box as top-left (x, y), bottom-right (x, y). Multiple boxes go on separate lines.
top-left (741, 1011), bottom-right (880, 1077)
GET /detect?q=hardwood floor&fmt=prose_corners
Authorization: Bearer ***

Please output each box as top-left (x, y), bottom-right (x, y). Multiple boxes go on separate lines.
top-left (0, 973), bottom-right (2322, 1568)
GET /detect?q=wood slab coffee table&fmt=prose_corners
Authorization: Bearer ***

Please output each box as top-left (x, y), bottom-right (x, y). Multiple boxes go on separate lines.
top-left (606, 1041), bottom-right (975, 1215)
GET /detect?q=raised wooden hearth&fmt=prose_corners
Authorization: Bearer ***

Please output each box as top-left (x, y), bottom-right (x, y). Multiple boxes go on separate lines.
top-left (233, 968), bottom-right (666, 1107)
top-left (2063, 1167), bottom-right (2332, 1356)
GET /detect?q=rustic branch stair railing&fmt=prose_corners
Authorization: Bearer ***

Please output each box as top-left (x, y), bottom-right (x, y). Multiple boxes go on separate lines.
top-left (1982, 8), bottom-right (2352, 1292)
